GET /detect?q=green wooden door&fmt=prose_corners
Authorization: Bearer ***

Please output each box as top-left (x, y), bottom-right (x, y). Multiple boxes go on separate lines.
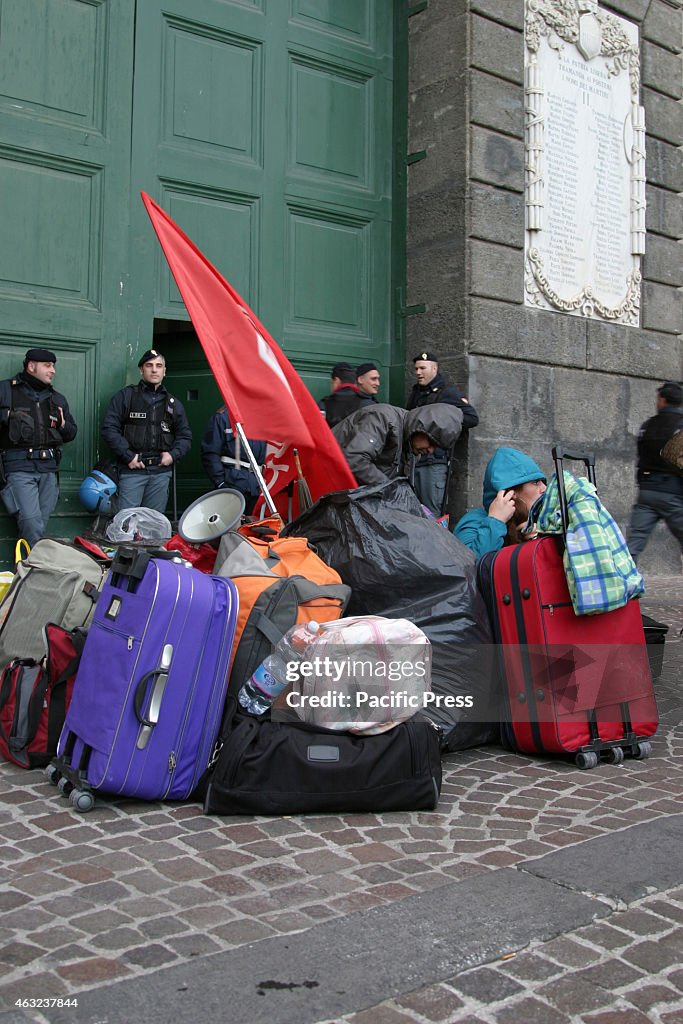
top-left (0, 0), bottom-right (134, 555)
top-left (128, 0), bottom-right (396, 507)
top-left (0, 0), bottom-right (400, 555)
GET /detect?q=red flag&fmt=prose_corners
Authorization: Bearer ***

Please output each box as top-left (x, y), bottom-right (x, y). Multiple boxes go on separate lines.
top-left (141, 193), bottom-right (356, 505)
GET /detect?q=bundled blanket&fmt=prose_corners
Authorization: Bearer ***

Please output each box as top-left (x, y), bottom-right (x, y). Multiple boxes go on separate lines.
top-left (530, 471), bottom-right (644, 615)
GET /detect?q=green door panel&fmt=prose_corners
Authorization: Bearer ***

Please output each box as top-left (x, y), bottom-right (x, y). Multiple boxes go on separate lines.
top-left (0, 0), bottom-right (135, 563)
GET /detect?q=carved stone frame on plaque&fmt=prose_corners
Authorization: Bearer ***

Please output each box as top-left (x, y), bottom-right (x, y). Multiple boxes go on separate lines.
top-left (523, 0), bottom-right (645, 326)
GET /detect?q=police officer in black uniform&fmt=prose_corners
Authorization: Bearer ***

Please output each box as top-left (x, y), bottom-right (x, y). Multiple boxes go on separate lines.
top-left (101, 349), bottom-right (192, 514)
top-left (200, 406), bottom-right (267, 515)
top-left (406, 351), bottom-right (479, 514)
top-left (0, 347), bottom-right (77, 546)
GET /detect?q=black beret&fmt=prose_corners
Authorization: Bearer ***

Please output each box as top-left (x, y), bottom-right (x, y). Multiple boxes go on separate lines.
top-left (24, 348), bottom-right (57, 365)
top-left (138, 349), bottom-right (165, 367)
top-left (331, 361), bottom-right (354, 378)
top-left (658, 381), bottom-right (682, 405)
top-left (356, 362), bottom-right (378, 377)
top-left (413, 351), bottom-right (438, 363)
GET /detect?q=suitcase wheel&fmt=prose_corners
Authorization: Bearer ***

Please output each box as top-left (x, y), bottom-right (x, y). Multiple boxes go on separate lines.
top-left (57, 775), bottom-right (73, 796)
top-left (44, 763), bottom-right (60, 785)
top-left (606, 746), bottom-right (625, 766)
top-left (69, 788), bottom-right (95, 812)
top-left (633, 741), bottom-right (652, 761)
top-left (575, 751), bottom-right (599, 770)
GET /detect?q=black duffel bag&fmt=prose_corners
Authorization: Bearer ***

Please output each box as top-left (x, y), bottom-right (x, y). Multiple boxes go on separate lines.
top-left (202, 706), bottom-right (442, 816)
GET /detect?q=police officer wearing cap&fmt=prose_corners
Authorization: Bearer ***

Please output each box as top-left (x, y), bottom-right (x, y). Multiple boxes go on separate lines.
top-left (0, 348), bottom-right (77, 545)
top-left (406, 351), bottom-right (479, 514)
top-left (101, 349), bottom-right (192, 514)
top-left (628, 380), bottom-right (683, 562)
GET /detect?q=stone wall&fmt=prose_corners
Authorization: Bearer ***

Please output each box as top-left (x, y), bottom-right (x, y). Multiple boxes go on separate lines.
top-left (406, 0), bottom-right (682, 573)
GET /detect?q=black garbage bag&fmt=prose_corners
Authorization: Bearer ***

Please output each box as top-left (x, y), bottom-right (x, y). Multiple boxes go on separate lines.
top-left (283, 478), bottom-right (500, 752)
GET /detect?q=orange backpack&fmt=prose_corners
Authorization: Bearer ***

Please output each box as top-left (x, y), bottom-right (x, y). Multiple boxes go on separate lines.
top-left (214, 519), bottom-right (351, 694)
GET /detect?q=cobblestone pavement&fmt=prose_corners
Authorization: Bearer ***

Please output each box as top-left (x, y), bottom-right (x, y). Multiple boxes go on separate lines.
top-left (1, 575), bottom-right (681, 1024)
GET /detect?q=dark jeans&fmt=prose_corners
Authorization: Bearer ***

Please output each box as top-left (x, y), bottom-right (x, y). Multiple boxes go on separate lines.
top-left (116, 468), bottom-right (171, 515)
top-left (628, 488), bottom-right (683, 561)
top-left (1, 470), bottom-right (59, 546)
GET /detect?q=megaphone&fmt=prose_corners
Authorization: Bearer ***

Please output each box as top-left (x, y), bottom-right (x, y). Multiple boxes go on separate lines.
top-left (178, 488), bottom-right (245, 544)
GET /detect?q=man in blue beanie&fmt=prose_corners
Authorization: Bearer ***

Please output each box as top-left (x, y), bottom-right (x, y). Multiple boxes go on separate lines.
top-left (454, 447), bottom-right (547, 557)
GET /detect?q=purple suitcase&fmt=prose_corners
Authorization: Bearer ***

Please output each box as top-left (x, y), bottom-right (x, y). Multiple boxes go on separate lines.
top-left (49, 548), bottom-right (238, 810)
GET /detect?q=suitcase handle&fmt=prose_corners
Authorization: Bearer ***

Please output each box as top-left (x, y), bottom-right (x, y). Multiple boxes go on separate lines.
top-left (134, 644), bottom-right (173, 747)
top-left (551, 446), bottom-right (597, 535)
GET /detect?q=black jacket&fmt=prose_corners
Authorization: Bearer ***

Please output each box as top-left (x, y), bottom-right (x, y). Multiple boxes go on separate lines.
top-left (332, 403), bottom-right (463, 486)
top-left (637, 405), bottom-right (683, 495)
top-left (407, 372), bottom-right (479, 430)
top-left (101, 381), bottom-right (192, 471)
top-left (0, 371), bottom-right (77, 474)
top-left (318, 385), bottom-right (366, 429)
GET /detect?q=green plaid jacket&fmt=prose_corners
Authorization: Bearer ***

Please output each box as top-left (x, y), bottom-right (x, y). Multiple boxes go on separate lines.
top-left (530, 471), bottom-right (644, 616)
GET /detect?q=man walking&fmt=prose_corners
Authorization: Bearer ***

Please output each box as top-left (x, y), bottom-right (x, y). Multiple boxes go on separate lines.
top-left (101, 349), bottom-right (192, 514)
top-left (628, 381), bottom-right (683, 562)
top-left (406, 351), bottom-right (479, 514)
top-left (0, 348), bottom-right (77, 545)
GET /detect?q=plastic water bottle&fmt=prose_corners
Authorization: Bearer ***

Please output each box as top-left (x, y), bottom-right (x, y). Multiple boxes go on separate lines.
top-left (238, 621), bottom-right (320, 716)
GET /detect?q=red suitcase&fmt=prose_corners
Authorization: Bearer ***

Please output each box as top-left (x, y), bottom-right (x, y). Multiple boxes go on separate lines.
top-left (488, 448), bottom-right (658, 769)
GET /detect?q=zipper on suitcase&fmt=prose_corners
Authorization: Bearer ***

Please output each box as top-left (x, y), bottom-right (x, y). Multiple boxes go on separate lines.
top-left (509, 547), bottom-right (544, 752)
top-left (541, 601), bottom-right (572, 617)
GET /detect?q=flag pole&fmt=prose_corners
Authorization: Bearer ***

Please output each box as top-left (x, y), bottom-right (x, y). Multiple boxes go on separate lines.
top-left (234, 422), bottom-right (279, 516)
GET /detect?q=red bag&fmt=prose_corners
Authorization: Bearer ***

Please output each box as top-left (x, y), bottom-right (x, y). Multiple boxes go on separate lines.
top-left (0, 624), bottom-right (84, 768)
top-left (164, 534), bottom-right (217, 574)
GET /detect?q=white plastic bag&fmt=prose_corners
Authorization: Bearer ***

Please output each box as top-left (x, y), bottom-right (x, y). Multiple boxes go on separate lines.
top-left (287, 615), bottom-right (431, 735)
top-left (105, 507), bottom-right (172, 543)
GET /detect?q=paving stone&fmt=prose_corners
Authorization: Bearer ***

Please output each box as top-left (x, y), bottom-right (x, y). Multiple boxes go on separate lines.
top-left (347, 1005), bottom-right (418, 1024)
top-left (0, 941), bottom-right (46, 966)
top-left (211, 918), bottom-right (276, 945)
top-left (498, 952), bottom-right (563, 982)
top-left (582, 1010), bottom-right (655, 1023)
top-left (121, 943), bottom-right (178, 968)
top-left (0, 891), bottom-right (25, 912)
top-left (575, 959), bottom-right (645, 990)
top-left (0, 970), bottom-right (69, 1007)
top-left (71, 909), bottom-right (132, 934)
top-left (394, 983), bottom-right (464, 1021)
top-left (575, 922), bottom-right (635, 951)
top-left (541, 936), bottom-right (602, 967)
top-left (495, 996), bottom-right (572, 1024)
top-left (90, 928), bottom-right (145, 951)
top-left (452, 966), bottom-right (525, 1003)
top-left (623, 984), bottom-right (683, 1011)
top-left (165, 933), bottom-right (223, 958)
top-left (622, 938), bottom-right (683, 971)
top-left (539, 973), bottom-right (624, 1013)
top-left (57, 956), bottom-right (131, 984)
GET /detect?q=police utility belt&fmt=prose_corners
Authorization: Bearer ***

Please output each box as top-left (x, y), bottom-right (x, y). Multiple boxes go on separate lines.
top-left (26, 447), bottom-right (56, 460)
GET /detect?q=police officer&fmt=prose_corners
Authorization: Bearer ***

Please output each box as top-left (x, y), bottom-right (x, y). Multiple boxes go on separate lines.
top-left (628, 381), bottom-right (683, 562)
top-left (0, 348), bottom-right (77, 546)
top-left (406, 351), bottom-right (479, 514)
top-left (201, 406), bottom-right (266, 515)
top-left (101, 349), bottom-right (192, 514)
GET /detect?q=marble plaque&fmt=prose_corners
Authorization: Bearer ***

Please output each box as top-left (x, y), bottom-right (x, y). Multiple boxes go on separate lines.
top-left (524, 1), bottom-right (645, 326)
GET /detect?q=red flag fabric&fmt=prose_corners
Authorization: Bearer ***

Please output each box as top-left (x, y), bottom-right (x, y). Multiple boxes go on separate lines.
top-left (141, 192), bottom-right (356, 505)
